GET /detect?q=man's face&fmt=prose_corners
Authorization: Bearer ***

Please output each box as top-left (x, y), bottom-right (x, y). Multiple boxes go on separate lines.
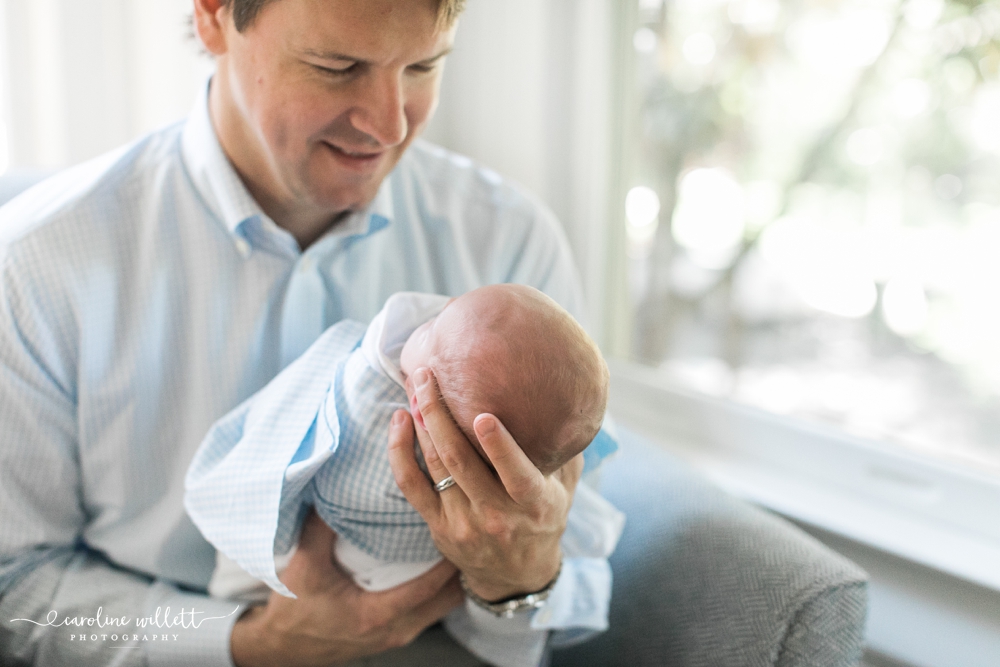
top-left (215, 0), bottom-right (454, 215)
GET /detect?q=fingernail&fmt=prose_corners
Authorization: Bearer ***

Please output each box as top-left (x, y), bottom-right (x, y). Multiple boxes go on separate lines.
top-left (414, 368), bottom-right (429, 388)
top-left (392, 410), bottom-right (405, 427)
top-left (476, 416), bottom-right (496, 436)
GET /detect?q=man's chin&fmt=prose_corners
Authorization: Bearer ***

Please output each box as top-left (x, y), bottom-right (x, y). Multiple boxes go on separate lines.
top-left (301, 185), bottom-right (377, 217)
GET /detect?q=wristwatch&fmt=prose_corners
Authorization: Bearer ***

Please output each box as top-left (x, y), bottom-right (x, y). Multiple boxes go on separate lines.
top-left (459, 562), bottom-right (563, 619)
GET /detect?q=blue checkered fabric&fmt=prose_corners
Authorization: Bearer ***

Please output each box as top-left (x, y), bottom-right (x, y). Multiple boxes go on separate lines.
top-left (308, 350), bottom-right (439, 562)
top-left (185, 320), bottom-right (367, 598)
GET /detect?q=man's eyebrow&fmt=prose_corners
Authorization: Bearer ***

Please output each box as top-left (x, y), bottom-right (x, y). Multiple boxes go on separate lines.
top-left (300, 47), bottom-right (453, 65)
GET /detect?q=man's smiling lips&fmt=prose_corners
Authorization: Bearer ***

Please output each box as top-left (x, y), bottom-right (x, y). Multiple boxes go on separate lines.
top-left (323, 141), bottom-right (386, 172)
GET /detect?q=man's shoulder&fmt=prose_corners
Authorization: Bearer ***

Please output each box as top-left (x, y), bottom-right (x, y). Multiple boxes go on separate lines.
top-left (0, 121), bottom-right (187, 256)
top-left (399, 139), bottom-right (550, 222)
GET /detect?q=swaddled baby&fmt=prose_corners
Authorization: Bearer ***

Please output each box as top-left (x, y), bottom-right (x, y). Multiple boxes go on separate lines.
top-left (185, 284), bottom-right (623, 667)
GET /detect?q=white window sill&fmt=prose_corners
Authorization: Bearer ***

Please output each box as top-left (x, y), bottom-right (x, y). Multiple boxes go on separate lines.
top-left (608, 359), bottom-right (1000, 595)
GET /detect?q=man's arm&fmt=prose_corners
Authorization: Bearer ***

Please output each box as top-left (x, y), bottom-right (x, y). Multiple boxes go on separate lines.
top-left (0, 549), bottom-right (242, 667)
top-left (229, 512), bottom-right (463, 667)
top-left (0, 248), bottom-right (244, 666)
top-left (0, 251), bottom-right (459, 667)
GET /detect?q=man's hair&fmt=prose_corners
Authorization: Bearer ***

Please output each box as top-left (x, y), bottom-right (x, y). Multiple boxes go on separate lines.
top-left (222, 0), bottom-right (467, 32)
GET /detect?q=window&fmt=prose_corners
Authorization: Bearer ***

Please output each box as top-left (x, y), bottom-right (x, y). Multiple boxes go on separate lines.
top-left (622, 0), bottom-right (1000, 475)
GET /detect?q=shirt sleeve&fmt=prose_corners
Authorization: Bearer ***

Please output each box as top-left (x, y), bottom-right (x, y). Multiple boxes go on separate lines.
top-left (0, 549), bottom-right (243, 667)
top-left (0, 245), bottom-right (241, 667)
top-left (442, 461), bottom-right (626, 667)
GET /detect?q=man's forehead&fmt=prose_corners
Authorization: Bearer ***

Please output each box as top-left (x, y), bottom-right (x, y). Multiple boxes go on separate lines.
top-left (232, 0), bottom-right (461, 31)
top-left (269, 0), bottom-right (455, 63)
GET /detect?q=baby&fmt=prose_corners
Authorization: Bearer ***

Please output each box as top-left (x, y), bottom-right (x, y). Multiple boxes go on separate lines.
top-left (399, 284), bottom-right (608, 476)
top-left (185, 284), bottom-right (623, 667)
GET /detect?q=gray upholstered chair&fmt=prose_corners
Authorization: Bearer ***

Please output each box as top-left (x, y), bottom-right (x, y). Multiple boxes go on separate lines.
top-left (0, 172), bottom-right (868, 667)
top-left (553, 427), bottom-right (868, 667)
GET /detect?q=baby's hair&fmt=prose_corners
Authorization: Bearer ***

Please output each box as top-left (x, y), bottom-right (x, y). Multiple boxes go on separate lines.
top-left (431, 285), bottom-right (608, 475)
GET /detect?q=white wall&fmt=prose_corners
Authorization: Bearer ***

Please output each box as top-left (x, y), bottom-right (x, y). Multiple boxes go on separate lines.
top-left (0, 0), bottom-right (211, 169)
top-left (424, 0), bottom-right (620, 340)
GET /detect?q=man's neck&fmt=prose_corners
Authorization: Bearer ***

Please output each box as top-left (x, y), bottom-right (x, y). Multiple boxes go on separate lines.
top-left (208, 75), bottom-right (348, 251)
top-left (241, 177), bottom-right (351, 251)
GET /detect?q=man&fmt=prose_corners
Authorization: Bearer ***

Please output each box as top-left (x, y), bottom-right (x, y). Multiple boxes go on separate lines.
top-left (0, 0), bottom-right (598, 665)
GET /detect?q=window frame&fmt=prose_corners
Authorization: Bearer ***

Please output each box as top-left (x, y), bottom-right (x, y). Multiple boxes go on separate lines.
top-left (609, 359), bottom-right (1000, 594)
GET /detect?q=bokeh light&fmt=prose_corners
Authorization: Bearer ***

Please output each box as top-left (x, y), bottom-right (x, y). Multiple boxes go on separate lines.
top-left (671, 168), bottom-right (746, 268)
top-left (970, 84), bottom-right (1000, 152)
top-left (846, 128), bottom-right (885, 166)
top-left (787, 9), bottom-right (892, 70)
top-left (904, 0), bottom-right (944, 30)
top-left (633, 28), bottom-right (658, 54)
top-left (882, 277), bottom-right (930, 336)
top-left (728, 0), bottom-right (781, 34)
top-left (626, 185), bottom-right (661, 244)
top-left (759, 216), bottom-right (878, 318)
top-left (892, 78), bottom-right (932, 118)
top-left (0, 120), bottom-right (7, 177)
top-left (682, 33), bottom-right (717, 65)
top-left (934, 174), bottom-right (962, 199)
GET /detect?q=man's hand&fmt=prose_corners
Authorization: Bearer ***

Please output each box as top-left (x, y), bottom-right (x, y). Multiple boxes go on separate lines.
top-left (388, 368), bottom-right (584, 602)
top-left (230, 511), bottom-right (463, 667)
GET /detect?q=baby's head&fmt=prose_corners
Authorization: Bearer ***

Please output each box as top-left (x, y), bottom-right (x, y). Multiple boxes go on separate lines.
top-left (399, 284), bottom-right (608, 475)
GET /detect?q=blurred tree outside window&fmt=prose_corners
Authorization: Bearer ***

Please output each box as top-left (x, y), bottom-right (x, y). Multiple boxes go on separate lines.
top-left (625, 0), bottom-right (1000, 473)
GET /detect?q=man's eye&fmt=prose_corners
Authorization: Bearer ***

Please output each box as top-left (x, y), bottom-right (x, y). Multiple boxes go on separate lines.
top-left (316, 62), bottom-right (357, 76)
top-left (408, 63), bottom-right (437, 74)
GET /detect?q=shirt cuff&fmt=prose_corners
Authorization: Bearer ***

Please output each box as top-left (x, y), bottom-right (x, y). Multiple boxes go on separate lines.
top-left (530, 557), bottom-right (612, 632)
top-left (142, 581), bottom-right (245, 667)
top-left (443, 599), bottom-right (549, 667)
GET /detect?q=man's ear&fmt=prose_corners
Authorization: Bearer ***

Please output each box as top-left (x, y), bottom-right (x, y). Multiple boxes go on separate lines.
top-left (192, 0), bottom-right (231, 56)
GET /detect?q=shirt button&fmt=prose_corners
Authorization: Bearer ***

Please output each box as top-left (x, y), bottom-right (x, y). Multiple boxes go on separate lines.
top-left (300, 257), bottom-right (314, 272)
top-left (235, 238), bottom-right (251, 257)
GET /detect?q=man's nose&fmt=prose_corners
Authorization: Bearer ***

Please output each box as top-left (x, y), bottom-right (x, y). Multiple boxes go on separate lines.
top-left (349, 71), bottom-right (408, 148)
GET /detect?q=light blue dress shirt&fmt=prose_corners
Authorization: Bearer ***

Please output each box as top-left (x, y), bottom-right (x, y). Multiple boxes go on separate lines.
top-left (0, 80), bottom-right (589, 666)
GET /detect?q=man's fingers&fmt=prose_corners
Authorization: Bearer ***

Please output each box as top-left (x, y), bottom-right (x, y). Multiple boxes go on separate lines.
top-left (412, 368), bottom-right (497, 499)
top-left (411, 408), bottom-right (451, 485)
top-left (474, 413), bottom-right (543, 506)
top-left (296, 510), bottom-right (336, 561)
top-left (557, 452), bottom-right (585, 495)
top-left (387, 409), bottom-right (441, 520)
top-left (397, 575), bottom-right (464, 635)
top-left (281, 511), bottom-right (348, 594)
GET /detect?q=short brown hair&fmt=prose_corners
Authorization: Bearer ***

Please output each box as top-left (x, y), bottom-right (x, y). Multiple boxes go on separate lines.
top-left (222, 0), bottom-right (466, 32)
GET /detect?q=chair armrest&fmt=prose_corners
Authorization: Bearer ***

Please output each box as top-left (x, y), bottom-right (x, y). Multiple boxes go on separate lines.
top-left (553, 426), bottom-right (868, 667)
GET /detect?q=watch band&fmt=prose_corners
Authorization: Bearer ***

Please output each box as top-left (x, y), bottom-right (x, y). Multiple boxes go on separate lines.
top-left (459, 561), bottom-right (563, 619)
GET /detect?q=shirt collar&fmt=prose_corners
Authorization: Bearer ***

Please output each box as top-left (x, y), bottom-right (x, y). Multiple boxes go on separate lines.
top-left (322, 182), bottom-right (394, 243)
top-left (181, 77), bottom-right (397, 252)
top-left (181, 78), bottom-right (266, 237)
